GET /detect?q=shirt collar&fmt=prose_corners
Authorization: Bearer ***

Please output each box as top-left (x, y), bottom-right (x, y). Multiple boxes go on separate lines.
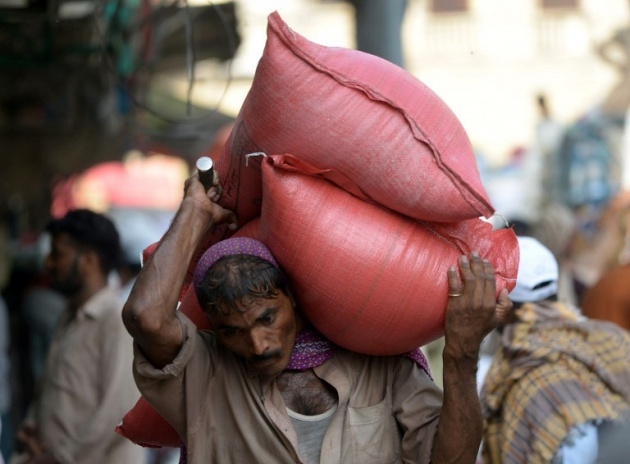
top-left (79, 286), bottom-right (118, 320)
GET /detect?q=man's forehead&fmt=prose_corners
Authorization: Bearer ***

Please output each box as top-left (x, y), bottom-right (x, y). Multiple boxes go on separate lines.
top-left (214, 293), bottom-right (290, 318)
top-left (51, 232), bottom-right (77, 249)
top-left (212, 302), bottom-right (272, 325)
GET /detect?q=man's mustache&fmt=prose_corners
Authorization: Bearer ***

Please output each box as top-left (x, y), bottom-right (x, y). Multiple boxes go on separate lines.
top-left (250, 350), bottom-right (282, 364)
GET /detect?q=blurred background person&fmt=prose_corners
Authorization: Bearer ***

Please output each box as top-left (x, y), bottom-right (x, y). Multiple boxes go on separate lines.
top-left (11, 210), bottom-right (144, 464)
top-left (570, 192), bottom-right (630, 303)
top-left (480, 236), bottom-right (630, 464)
top-left (581, 259), bottom-right (630, 331)
top-left (20, 259), bottom-right (65, 387)
top-left (528, 202), bottom-right (579, 305)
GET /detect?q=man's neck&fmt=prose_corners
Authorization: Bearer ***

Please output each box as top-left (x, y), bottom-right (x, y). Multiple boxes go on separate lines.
top-left (68, 280), bottom-right (107, 313)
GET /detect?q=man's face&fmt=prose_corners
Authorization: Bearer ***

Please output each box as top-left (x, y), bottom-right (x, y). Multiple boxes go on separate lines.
top-left (45, 233), bottom-right (83, 297)
top-left (207, 291), bottom-right (300, 377)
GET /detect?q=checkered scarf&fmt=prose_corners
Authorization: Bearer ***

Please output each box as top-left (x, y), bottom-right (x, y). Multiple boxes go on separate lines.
top-left (481, 301), bottom-right (630, 464)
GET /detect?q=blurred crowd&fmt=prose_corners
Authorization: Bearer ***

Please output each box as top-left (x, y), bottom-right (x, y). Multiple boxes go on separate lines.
top-left (1, 101), bottom-right (630, 462)
top-left (1, 32), bottom-right (630, 464)
top-left (0, 151), bottom-right (191, 464)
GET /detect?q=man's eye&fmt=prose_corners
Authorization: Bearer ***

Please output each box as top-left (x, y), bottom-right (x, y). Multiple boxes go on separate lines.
top-left (261, 315), bottom-right (275, 325)
top-left (222, 328), bottom-right (241, 337)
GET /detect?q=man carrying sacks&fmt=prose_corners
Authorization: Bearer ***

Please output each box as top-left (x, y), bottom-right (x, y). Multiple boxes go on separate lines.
top-left (122, 170), bottom-right (512, 464)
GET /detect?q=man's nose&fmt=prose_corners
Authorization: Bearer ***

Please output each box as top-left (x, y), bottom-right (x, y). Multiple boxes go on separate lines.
top-left (249, 329), bottom-right (269, 356)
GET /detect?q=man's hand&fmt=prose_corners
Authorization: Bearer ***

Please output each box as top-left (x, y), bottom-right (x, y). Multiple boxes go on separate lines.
top-left (16, 424), bottom-right (45, 457)
top-left (443, 252), bottom-right (511, 361)
top-left (430, 251), bottom-right (512, 463)
top-left (123, 167), bottom-right (238, 368)
top-left (183, 170), bottom-right (237, 231)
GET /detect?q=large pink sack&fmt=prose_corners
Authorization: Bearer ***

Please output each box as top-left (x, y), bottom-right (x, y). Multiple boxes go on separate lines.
top-left (256, 154), bottom-right (518, 354)
top-left (232, 11), bottom-right (494, 223)
top-left (119, 156), bottom-right (516, 447)
top-left (143, 10), bottom-right (495, 293)
top-left (123, 10), bottom-right (510, 446)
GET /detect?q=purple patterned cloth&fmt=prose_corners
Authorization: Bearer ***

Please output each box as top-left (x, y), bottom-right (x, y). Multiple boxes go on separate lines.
top-left (286, 328), bottom-right (337, 370)
top-left (193, 237), bottom-right (279, 293)
top-left (286, 327), bottom-right (432, 379)
top-left (403, 349), bottom-right (432, 379)
top-left (193, 238), bottom-right (431, 376)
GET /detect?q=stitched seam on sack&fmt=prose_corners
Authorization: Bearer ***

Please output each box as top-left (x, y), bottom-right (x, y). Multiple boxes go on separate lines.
top-left (420, 221), bottom-right (516, 283)
top-left (271, 18), bottom-right (494, 216)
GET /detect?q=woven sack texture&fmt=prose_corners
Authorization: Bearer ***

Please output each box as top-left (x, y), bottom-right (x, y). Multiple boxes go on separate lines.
top-left (119, 156), bottom-right (517, 447)
top-left (257, 154), bottom-right (518, 355)
top-left (236, 11), bottom-right (494, 223)
top-left (124, 10), bottom-right (509, 447)
top-left (142, 10), bottom-right (496, 294)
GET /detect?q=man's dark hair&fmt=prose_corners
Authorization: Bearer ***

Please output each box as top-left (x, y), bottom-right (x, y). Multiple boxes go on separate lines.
top-left (46, 209), bottom-right (121, 275)
top-left (196, 254), bottom-right (291, 316)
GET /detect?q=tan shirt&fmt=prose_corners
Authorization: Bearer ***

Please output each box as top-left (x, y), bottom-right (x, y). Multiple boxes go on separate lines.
top-left (133, 311), bottom-right (443, 464)
top-left (33, 287), bottom-right (144, 464)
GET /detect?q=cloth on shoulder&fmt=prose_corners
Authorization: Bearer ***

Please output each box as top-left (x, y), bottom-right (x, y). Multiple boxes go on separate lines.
top-left (287, 327), bottom-right (431, 377)
top-left (481, 300), bottom-right (630, 464)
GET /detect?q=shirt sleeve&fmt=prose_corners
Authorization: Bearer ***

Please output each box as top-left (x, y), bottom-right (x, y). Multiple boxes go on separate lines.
top-left (132, 310), bottom-right (215, 439)
top-left (392, 358), bottom-right (444, 462)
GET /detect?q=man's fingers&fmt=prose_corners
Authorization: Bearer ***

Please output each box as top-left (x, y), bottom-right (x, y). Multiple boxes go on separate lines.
top-left (447, 265), bottom-right (463, 297)
top-left (452, 251), bottom-right (499, 304)
top-left (207, 187), bottom-right (220, 202)
top-left (481, 259), bottom-right (497, 305)
top-left (495, 288), bottom-right (512, 322)
top-left (468, 251), bottom-right (485, 276)
top-left (208, 204), bottom-right (238, 231)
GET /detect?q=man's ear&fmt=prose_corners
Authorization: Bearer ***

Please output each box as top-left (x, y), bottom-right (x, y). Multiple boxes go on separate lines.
top-left (80, 249), bottom-right (102, 275)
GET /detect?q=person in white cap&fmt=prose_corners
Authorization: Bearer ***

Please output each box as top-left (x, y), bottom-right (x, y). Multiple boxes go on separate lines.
top-left (479, 236), bottom-right (630, 464)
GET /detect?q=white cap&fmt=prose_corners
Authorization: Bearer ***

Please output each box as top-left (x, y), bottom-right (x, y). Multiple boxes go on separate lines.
top-left (509, 236), bottom-right (559, 303)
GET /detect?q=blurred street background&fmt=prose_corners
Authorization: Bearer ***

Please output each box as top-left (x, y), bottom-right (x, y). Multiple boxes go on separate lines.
top-left (1, 0), bottom-right (630, 462)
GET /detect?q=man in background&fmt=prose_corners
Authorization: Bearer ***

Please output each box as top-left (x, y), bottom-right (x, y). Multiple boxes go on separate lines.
top-left (11, 209), bottom-right (143, 464)
top-left (481, 236), bottom-right (630, 464)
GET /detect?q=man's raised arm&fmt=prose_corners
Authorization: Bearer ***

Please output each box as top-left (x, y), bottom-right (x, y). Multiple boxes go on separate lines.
top-left (430, 253), bottom-right (511, 463)
top-left (121, 173), bottom-right (236, 368)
